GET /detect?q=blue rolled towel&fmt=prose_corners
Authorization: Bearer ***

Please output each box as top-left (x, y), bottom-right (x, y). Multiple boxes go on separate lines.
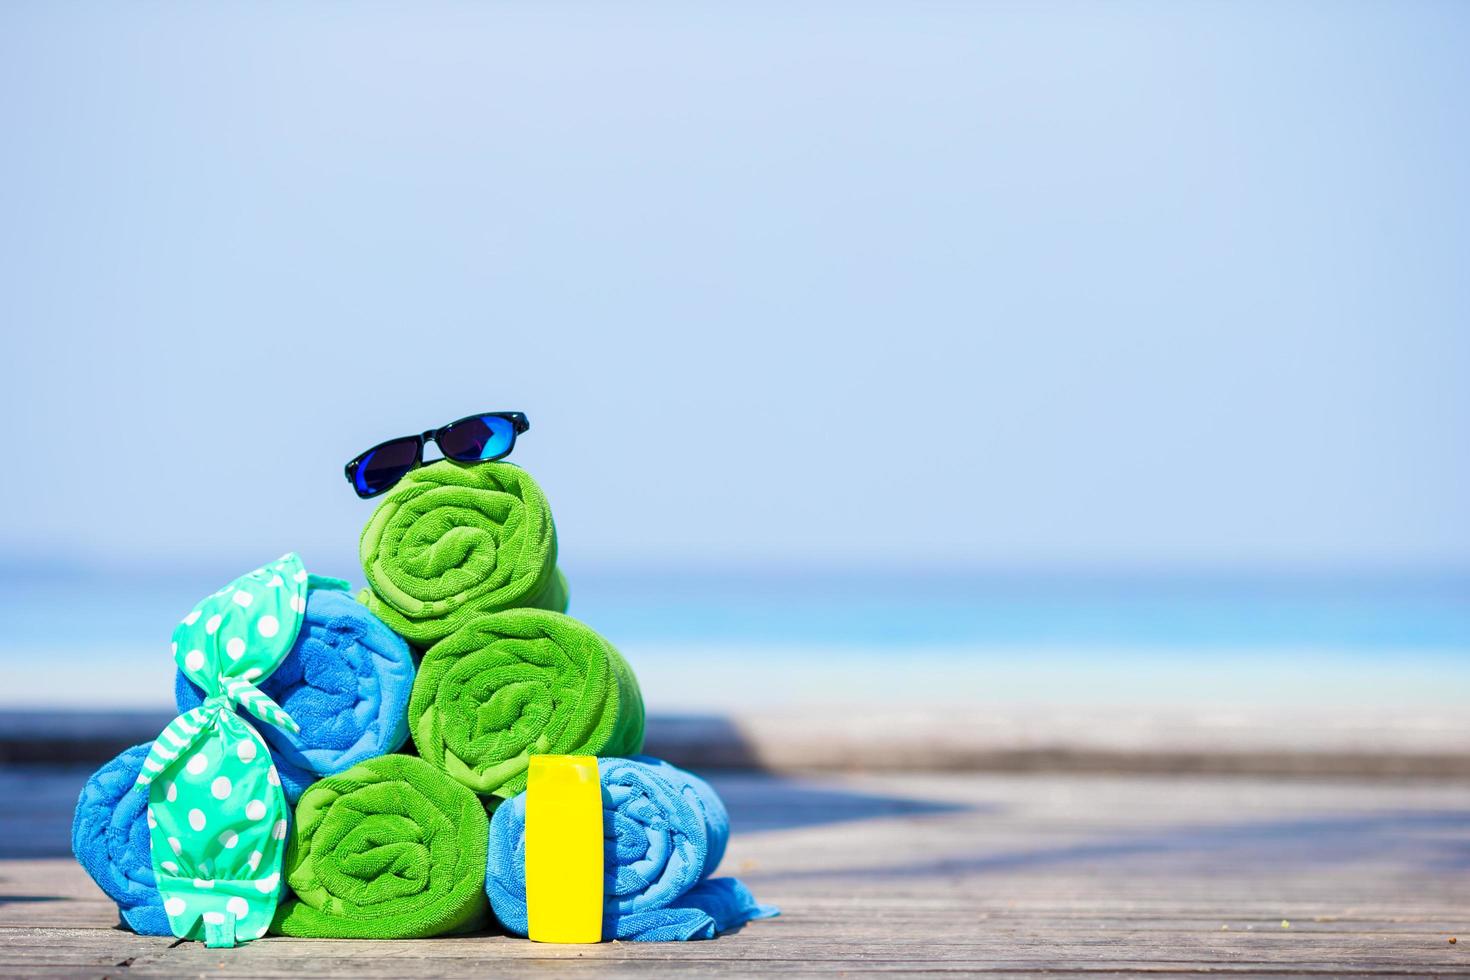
top-left (71, 743), bottom-right (169, 935)
top-left (176, 589), bottom-right (414, 802)
top-left (485, 756), bottom-right (778, 941)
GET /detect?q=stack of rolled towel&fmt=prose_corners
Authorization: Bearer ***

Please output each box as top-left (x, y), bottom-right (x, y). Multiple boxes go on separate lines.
top-left (73, 459), bottom-right (776, 943)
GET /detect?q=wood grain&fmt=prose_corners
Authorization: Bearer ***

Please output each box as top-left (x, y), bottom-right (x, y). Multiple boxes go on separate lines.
top-left (3, 769), bottom-right (1466, 977)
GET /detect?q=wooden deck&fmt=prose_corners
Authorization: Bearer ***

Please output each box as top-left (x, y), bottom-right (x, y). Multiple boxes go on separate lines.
top-left (2, 766), bottom-right (1467, 977)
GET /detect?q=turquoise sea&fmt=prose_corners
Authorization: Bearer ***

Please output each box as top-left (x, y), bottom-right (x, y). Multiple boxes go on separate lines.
top-left (3, 565), bottom-right (1466, 710)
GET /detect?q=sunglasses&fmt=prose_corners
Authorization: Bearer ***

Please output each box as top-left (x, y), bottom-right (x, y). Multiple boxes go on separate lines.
top-left (345, 412), bottom-right (530, 498)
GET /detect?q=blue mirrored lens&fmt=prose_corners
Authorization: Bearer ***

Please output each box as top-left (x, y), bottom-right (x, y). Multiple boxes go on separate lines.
top-left (438, 415), bottom-right (514, 462)
top-left (354, 439), bottom-right (419, 496)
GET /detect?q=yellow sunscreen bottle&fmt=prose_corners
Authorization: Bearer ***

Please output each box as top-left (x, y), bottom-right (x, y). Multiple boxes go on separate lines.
top-left (525, 754), bottom-right (604, 943)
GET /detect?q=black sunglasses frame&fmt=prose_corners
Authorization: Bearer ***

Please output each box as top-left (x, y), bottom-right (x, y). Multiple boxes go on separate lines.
top-left (344, 411), bottom-right (530, 498)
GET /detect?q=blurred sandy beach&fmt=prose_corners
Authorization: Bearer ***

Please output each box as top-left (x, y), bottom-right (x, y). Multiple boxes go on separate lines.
top-left (6, 566), bottom-right (1467, 709)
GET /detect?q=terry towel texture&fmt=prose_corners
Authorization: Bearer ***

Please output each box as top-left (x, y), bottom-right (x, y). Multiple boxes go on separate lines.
top-left (71, 743), bottom-right (170, 936)
top-left (358, 461), bottom-right (569, 646)
top-left (175, 589), bottom-right (414, 801)
top-left (485, 756), bottom-right (777, 941)
top-left (409, 608), bottom-right (644, 800)
top-left (271, 754), bottom-right (490, 939)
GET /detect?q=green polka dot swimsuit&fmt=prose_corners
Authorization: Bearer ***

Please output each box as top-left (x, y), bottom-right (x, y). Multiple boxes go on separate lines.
top-left (134, 553), bottom-right (348, 947)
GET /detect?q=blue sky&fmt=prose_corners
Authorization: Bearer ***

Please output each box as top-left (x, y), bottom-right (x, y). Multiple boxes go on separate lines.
top-left (1, 0), bottom-right (1466, 575)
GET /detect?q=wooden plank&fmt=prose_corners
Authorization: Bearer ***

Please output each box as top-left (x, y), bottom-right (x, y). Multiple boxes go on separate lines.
top-left (2, 770), bottom-right (1466, 977)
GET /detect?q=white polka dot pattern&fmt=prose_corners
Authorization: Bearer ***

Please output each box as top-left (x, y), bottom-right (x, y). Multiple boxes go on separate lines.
top-left (138, 553), bottom-right (351, 947)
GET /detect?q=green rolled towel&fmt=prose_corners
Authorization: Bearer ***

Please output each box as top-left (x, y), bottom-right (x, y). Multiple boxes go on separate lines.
top-left (410, 608), bottom-right (645, 801)
top-left (271, 754), bottom-right (489, 939)
top-left (359, 460), bottom-right (569, 645)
